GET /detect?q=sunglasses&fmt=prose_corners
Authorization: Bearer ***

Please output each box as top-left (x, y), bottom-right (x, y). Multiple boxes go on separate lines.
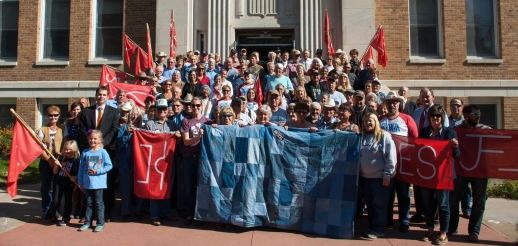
top-left (165, 83), bottom-right (173, 86)
top-left (48, 114), bottom-right (60, 117)
top-left (221, 114), bottom-right (233, 118)
top-left (192, 104), bottom-right (202, 108)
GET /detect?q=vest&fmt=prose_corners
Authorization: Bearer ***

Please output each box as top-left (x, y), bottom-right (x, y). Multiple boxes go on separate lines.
top-left (41, 125), bottom-right (64, 157)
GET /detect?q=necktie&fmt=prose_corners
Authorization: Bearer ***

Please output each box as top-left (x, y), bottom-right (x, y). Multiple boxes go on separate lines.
top-left (419, 108), bottom-right (426, 129)
top-left (96, 107), bottom-right (104, 129)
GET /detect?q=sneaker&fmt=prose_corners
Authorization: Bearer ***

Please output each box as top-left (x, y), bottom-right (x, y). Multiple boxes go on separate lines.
top-left (94, 225), bottom-right (104, 232)
top-left (78, 224), bottom-right (90, 232)
top-left (57, 220), bottom-right (66, 227)
top-left (468, 233), bottom-right (479, 242)
top-left (364, 232), bottom-right (384, 239)
top-left (152, 219), bottom-right (161, 226)
top-left (432, 235), bottom-right (448, 245)
top-left (399, 224), bottom-right (409, 233)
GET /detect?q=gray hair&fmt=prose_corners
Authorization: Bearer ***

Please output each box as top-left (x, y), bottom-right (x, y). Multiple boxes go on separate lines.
top-left (310, 102), bottom-right (321, 109)
top-left (256, 105), bottom-right (272, 117)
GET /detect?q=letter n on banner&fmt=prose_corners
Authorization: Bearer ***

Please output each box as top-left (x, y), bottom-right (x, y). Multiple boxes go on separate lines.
top-left (392, 135), bottom-right (454, 190)
top-left (133, 129), bottom-right (176, 199)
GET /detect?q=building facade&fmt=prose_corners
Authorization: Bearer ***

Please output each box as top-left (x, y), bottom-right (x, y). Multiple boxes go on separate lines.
top-left (0, 0), bottom-right (516, 129)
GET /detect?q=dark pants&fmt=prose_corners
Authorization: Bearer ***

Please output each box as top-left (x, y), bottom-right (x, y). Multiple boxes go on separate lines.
top-left (176, 154), bottom-right (199, 218)
top-left (387, 180), bottom-right (410, 226)
top-left (39, 160), bottom-right (55, 218)
top-left (85, 189), bottom-right (105, 226)
top-left (54, 177), bottom-right (75, 221)
top-left (119, 163), bottom-right (133, 217)
top-left (360, 177), bottom-right (392, 234)
top-left (421, 188), bottom-right (450, 232)
top-left (413, 185), bottom-right (425, 216)
top-left (461, 185), bottom-right (473, 215)
top-left (449, 176), bottom-right (488, 235)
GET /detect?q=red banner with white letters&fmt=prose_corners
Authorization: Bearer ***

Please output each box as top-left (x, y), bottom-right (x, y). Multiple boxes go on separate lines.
top-left (133, 130), bottom-right (176, 199)
top-left (392, 135), bottom-right (454, 190)
top-left (455, 128), bottom-right (518, 180)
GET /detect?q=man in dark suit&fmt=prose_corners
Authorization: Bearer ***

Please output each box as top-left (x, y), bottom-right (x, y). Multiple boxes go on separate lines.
top-left (398, 86), bottom-right (417, 116)
top-left (79, 85), bottom-right (120, 221)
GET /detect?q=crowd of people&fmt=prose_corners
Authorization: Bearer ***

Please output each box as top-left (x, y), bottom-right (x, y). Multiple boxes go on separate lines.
top-left (35, 47), bottom-right (492, 244)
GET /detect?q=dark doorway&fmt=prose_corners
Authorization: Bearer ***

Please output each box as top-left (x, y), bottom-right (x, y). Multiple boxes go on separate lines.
top-left (236, 29), bottom-right (295, 61)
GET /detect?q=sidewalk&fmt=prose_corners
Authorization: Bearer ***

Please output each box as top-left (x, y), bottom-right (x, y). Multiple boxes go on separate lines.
top-left (0, 183), bottom-right (516, 246)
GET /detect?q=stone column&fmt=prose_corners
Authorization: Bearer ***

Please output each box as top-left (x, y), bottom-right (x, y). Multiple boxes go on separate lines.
top-left (299, 0), bottom-right (322, 52)
top-left (235, 0), bottom-right (244, 16)
top-left (208, 0), bottom-right (229, 58)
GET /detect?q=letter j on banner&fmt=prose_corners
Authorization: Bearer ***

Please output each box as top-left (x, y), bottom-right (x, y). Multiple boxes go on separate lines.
top-left (133, 129), bottom-right (176, 199)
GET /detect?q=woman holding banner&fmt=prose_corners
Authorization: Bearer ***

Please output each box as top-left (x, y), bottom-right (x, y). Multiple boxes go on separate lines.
top-left (418, 104), bottom-right (459, 245)
top-left (359, 113), bottom-right (396, 239)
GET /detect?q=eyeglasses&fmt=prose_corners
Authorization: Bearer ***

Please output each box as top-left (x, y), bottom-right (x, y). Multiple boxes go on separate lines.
top-left (223, 90), bottom-right (231, 92)
top-left (167, 61), bottom-right (174, 63)
top-left (192, 104), bottom-right (202, 108)
top-left (157, 108), bottom-right (168, 112)
top-left (221, 114), bottom-right (233, 118)
top-left (165, 84), bottom-right (173, 86)
top-left (48, 114), bottom-right (59, 117)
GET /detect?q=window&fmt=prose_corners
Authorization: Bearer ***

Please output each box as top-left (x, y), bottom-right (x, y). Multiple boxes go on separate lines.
top-left (0, 98), bottom-right (16, 127)
top-left (92, 0), bottom-right (123, 61)
top-left (41, 0), bottom-right (70, 60)
top-left (466, 0), bottom-right (499, 57)
top-left (409, 0), bottom-right (443, 58)
top-left (0, 0), bottom-right (19, 61)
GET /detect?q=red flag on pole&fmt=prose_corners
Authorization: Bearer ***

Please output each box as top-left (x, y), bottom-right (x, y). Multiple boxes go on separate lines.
top-left (371, 26), bottom-right (387, 67)
top-left (145, 23), bottom-right (154, 69)
top-left (7, 120), bottom-right (45, 197)
top-left (123, 34), bottom-right (139, 69)
top-left (323, 9), bottom-right (335, 57)
top-left (99, 65), bottom-right (127, 86)
top-left (169, 11), bottom-right (177, 59)
top-left (133, 130), bottom-right (176, 199)
top-left (133, 47), bottom-right (150, 76)
top-left (106, 81), bottom-right (154, 108)
top-left (360, 46), bottom-right (374, 66)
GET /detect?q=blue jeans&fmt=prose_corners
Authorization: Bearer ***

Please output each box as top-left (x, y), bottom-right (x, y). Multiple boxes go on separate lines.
top-left (421, 188), bottom-right (450, 232)
top-left (39, 160), bottom-right (55, 218)
top-left (449, 176), bottom-right (488, 235)
top-left (387, 179), bottom-right (410, 226)
top-left (461, 185), bottom-right (472, 215)
top-left (360, 177), bottom-right (392, 234)
top-left (84, 189), bottom-right (105, 226)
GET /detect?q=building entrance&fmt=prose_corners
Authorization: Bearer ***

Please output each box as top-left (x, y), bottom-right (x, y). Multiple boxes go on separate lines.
top-left (236, 29), bottom-right (294, 61)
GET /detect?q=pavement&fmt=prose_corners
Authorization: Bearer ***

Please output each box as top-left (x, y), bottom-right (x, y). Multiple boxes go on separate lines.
top-left (0, 183), bottom-right (516, 246)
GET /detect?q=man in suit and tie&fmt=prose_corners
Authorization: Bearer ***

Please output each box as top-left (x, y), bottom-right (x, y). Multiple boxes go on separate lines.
top-left (398, 86), bottom-right (417, 115)
top-left (79, 85), bottom-right (120, 221)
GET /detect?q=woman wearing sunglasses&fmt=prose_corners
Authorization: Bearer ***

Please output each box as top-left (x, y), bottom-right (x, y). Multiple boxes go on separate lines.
top-left (36, 105), bottom-right (65, 221)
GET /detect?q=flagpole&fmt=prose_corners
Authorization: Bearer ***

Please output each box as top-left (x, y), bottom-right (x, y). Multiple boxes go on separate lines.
top-left (9, 109), bottom-right (81, 189)
top-left (105, 64), bottom-right (135, 78)
top-left (359, 25), bottom-right (382, 64)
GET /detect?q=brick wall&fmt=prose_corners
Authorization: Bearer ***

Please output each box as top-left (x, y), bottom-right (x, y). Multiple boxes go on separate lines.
top-left (0, 0), bottom-right (156, 81)
top-left (16, 98), bottom-right (38, 129)
top-left (503, 97), bottom-right (518, 129)
top-left (375, 0), bottom-right (518, 81)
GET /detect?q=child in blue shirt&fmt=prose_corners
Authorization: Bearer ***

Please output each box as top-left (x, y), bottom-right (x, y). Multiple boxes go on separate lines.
top-left (77, 130), bottom-right (112, 232)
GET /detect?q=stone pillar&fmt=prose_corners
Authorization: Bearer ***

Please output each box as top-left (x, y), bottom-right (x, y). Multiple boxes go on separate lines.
top-left (299, 0), bottom-right (322, 52)
top-left (208, 0), bottom-right (229, 58)
top-left (235, 0), bottom-right (244, 16)
top-left (341, 0), bottom-right (375, 55)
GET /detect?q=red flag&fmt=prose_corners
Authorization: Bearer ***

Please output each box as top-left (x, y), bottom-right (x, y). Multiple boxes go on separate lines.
top-left (133, 130), bottom-right (176, 199)
top-left (145, 23), bottom-right (154, 69)
top-left (392, 135), bottom-right (454, 190)
top-left (7, 120), bottom-right (45, 197)
top-left (254, 75), bottom-right (263, 105)
top-left (99, 65), bottom-right (127, 86)
top-left (107, 82), bottom-right (154, 108)
top-left (323, 9), bottom-right (335, 57)
top-left (133, 47), bottom-right (149, 76)
top-left (360, 46), bottom-right (374, 66)
top-left (123, 34), bottom-right (139, 69)
top-left (371, 26), bottom-right (387, 67)
top-left (169, 11), bottom-right (177, 59)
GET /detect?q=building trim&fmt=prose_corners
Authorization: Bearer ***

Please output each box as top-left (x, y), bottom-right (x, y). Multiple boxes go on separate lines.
top-left (0, 81), bottom-right (97, 97)
top-left (383, 80), bottom-right (518, 97)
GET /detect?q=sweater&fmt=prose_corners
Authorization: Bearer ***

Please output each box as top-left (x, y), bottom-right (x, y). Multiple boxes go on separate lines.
top-left (359, 131), bottom-right (397, 178)
top-left (78, 148), bottom-right (113, 189)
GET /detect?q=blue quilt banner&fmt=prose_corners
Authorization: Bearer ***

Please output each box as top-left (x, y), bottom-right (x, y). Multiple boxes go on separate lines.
top-left (195, 125), bottom-right (360, 238)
